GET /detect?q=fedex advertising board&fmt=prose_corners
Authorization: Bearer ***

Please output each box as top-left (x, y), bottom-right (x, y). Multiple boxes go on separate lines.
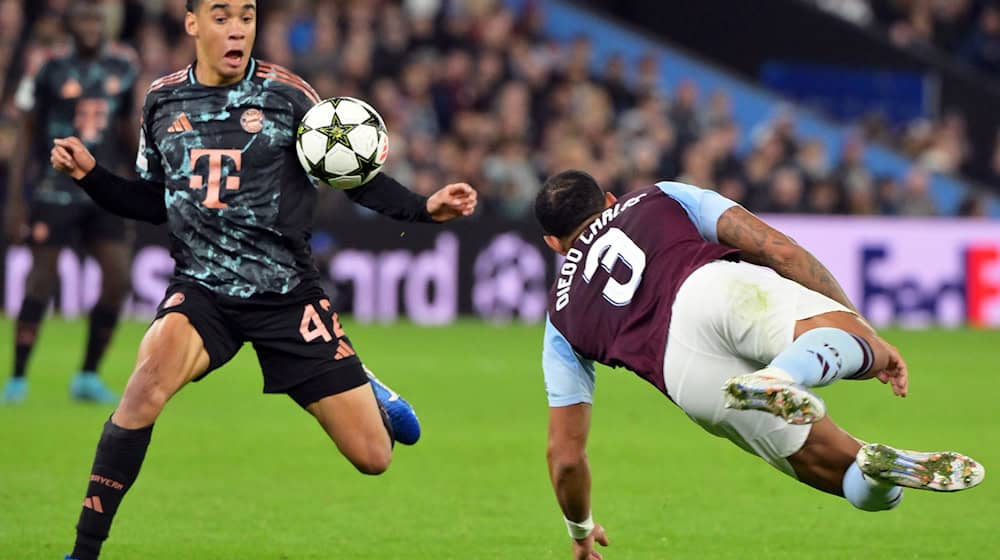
top-left (2, 217), bottom-right (998, 328)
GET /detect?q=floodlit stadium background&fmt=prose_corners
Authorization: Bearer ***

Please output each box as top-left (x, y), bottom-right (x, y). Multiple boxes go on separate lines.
top-left (1, 1), bottom-right (998, 559)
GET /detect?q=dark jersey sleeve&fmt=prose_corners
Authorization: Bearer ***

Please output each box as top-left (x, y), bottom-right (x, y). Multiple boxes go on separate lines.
top-left (344, 173), bottom-right (435, 223)
top-left (276, 75), bottom-right (434, 222)
top-left (284, 76), bottom-right (321, 122)
top-left (76, 88), bottom-right (169, 224)
top-left (76, 164), bottom-right (167, 224)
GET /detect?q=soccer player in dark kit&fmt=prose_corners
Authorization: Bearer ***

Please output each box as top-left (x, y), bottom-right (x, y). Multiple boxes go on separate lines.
top-left (3, 0), bottom-right (138, 404)
top-left (49, 1), bottom-right (477, 559)
top-left (535, 171), bottom-right (984, 560)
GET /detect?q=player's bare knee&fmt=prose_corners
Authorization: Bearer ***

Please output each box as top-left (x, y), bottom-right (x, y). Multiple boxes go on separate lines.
top-left (547, 449), bottom-right (587, 480)
top-left (116, 362), bottom-right (176, 426)
top-left (351, 444), bottom-right (392, 476)
top-left (114, 391), bottom-right (165, 428)
top-left (117, 385), bottom-right (168, 426)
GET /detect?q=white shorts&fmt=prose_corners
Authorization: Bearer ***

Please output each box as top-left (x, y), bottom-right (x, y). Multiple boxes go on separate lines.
top-left (663, 260), bottom-right (852, 477)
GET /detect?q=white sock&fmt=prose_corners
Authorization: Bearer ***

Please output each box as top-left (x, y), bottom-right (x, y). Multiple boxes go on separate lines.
top-left (771, 328), bottom-right (875, 387)
top-left (842, 462), bottom-right (903, 512)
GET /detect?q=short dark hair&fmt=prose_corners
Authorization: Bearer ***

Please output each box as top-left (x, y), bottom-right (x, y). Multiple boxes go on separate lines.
top-left (186, 0), bottom-right (200, 12)
top-left (535, 170), bottom-right (605, 238)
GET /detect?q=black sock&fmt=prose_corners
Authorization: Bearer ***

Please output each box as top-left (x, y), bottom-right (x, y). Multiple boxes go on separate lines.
top-left (72, 420), bottom-right (154, 560)
top-left (13, 298), bottom-right (47, 379)
top-left (82, 304), bottom-right (121, 373)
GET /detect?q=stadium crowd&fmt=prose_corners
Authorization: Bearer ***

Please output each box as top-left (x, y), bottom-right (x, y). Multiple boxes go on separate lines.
top-left (2, 0), bottom-right (987, 221)
top-left (810, 0), bottom-right (1000, 74)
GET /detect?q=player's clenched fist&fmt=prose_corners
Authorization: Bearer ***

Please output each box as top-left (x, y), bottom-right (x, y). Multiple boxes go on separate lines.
top-left (50, 137), bottom-right (96, 181)
top-left (572, 523), bottom-right (609, 560)
top-left (426, 183), bottom-right (478, 222)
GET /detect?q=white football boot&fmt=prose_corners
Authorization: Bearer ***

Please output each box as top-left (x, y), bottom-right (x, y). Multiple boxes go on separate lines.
top-left (722, 367), bottom-right (826, 425)
top-left (857, 443), bottom-right (986, 492)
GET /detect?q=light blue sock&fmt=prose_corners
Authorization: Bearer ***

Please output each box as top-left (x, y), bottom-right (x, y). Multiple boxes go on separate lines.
top-left (770, 328), bottom-right (874, 387)
top-left (842, 462), bottom-right (902, 512)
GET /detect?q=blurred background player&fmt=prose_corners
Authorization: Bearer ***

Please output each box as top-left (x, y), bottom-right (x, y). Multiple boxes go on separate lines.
top-left (2, 0), bottom-right (138, 405)
top-left (50, 1), bottom-right (476, 559)
top-left (535, 171), bottom-right (985, 560)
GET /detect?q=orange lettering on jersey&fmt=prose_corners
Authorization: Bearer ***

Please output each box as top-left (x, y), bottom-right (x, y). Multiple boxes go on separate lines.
top-left (189, 149), bottom-right (242, 209)
top-left (331, 312), bottom-right (348, 338)
top-left (300, 304), bottom-right (333, 343)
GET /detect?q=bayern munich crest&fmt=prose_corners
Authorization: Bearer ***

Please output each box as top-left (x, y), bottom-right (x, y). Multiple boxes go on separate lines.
top-left (241, 108), bottom-right (265, 133)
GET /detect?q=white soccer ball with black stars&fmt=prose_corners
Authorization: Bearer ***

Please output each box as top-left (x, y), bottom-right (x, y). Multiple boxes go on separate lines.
top-left (296, 97), bottom-right (389, 189)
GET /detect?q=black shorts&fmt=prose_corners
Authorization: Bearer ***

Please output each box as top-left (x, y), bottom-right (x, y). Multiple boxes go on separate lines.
top-left (28, 199), bottom-right (129, 247)
top-left (154, 279), bottom-right (370, 408)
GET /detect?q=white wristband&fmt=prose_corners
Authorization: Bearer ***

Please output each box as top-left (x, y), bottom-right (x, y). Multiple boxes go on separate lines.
top-left (565, 514), bottom-right (595, 540)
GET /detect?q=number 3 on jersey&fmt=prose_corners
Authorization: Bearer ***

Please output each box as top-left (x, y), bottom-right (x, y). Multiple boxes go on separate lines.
top-left (583, 228), bottom-right (646, 306)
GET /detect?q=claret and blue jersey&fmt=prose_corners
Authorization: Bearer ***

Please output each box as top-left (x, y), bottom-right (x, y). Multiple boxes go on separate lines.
top-left (543, 181), bottom-right (740, 406)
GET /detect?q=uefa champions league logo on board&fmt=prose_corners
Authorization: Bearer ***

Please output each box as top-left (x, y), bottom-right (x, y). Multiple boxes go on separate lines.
top-left (473, 233), bottom-right (548, 322)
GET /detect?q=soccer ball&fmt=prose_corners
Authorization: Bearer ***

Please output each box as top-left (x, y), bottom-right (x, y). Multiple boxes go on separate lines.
top-left (296, 97), bottom-right (390, 189)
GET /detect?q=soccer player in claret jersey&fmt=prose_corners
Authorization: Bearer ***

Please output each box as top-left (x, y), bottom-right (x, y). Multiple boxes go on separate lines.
top-left (535, 171), bottom-right (984, 559)
top-left (2, 0), bottom-right (138, 404)
top-left (50, 2), bottom-right (476, 559)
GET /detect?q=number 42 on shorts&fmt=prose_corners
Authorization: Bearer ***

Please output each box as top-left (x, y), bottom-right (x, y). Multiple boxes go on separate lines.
top-left (299, 301), bottom-right (356, 360)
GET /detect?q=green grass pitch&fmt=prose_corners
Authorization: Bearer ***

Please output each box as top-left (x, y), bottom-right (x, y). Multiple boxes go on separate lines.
top-left (0, 318), bottom-right (997, 559)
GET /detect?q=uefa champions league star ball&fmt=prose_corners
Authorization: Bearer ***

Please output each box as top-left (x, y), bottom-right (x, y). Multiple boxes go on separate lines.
top-left (296, 97), bottom-right (390, 189)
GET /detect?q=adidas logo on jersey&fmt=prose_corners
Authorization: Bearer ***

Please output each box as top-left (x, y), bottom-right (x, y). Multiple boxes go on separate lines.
top-left (168, 113), bottom-right (193, 133)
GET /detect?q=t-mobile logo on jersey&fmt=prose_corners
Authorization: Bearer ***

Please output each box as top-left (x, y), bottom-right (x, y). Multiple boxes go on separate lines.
top-left (189, 149), bottom-right (242, 209)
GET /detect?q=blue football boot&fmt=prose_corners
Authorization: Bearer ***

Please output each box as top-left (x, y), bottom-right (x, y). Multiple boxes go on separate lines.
top-left (70, 371), bottom-right (118, 404)
top-left (365, 367), bottom-right (421, 445)
top-left (2, 377), bottom-right (27, 404)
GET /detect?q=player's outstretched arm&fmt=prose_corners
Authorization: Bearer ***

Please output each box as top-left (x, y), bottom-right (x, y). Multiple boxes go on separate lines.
top-left (716, 206), bottom-right (858, 313)
top-left (51, 137), bottom-right (167, 225)
top-left (548, 404), bottom-right (610, 560)
top-left (344, 173), bottom-right (477, 223)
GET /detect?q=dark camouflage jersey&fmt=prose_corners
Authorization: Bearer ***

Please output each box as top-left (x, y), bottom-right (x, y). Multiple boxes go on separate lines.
top-left (138, 59), bottom-right (323, 298)
top-left (15, 44), bottom-right (139, 205)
